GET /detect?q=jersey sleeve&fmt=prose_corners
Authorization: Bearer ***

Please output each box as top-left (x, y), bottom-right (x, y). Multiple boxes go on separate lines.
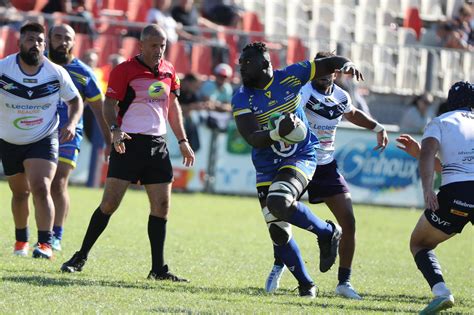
top-left (58, 66), bottom-right (80, 101)
top-left (105, 63), bottom-right (128, 101)
top-left (170, 65), bottom-right (180, 95)
top-left (299, 83), bottom-right (312, 107)
top-left (83, 67), bottom-right (103, 103)
top-left (282, 60), bottom-right (316, 84)
top-left (422, 118), bottom-right (442, 142)
top-left (341, 89), bottom-right (354, 113)
top-left (232, 90), bottom-right (252, 118)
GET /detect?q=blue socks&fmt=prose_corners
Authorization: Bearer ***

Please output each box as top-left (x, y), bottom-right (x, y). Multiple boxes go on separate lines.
top-left (53, 225), bottom-right (63, 240)
top-left (274, 239), bottom-right (313, 285)
top-left (288, 201), bottom-right (333, 239)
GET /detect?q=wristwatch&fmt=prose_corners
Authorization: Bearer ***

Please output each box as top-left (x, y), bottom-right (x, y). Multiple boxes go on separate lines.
top-left (110, 124), bottom-right (120, 132)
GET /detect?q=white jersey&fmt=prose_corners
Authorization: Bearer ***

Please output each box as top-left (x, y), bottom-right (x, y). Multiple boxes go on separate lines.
top-left (300, 82), bottom-right (354, 165)
top-left (422, 108), bottom-right (474, 186)
top-left (0, 54), bottom-right (79, 145)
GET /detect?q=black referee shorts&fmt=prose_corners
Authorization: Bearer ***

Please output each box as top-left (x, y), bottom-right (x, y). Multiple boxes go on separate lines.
top-left (424, 181), bottom-right (474, 234)
top-left (107, 133), bottom-right (173, 185)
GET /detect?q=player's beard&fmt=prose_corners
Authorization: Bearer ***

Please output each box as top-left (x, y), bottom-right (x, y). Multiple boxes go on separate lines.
top-left (19, 45), bottom-right (41, 66)
top-left (49, 44), bottom-right (72, 64)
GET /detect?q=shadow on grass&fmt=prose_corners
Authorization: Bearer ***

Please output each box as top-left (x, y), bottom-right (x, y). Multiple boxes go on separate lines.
top-left (5, 275), bottom-right (471, 312)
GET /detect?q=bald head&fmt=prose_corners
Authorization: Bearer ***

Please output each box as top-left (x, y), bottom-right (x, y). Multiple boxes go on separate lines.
top-left (48, 24), bottom-right (76, 65)
top-left (49, 24), bottom-right (76, 40)
top-left (140, 24), bottom-right (167, 41)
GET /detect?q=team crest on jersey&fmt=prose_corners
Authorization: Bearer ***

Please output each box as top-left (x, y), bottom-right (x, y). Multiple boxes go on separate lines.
top-left (27, 90), bottom-right (34, 98)
top-left (148, 81), bottom-right (166, 98)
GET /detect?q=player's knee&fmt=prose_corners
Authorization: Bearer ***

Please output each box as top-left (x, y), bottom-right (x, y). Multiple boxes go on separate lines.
top-left (30, 183), bottom-right (50, 200)
top-left (269, 222), bottom-right (292, 246)
top-left (51, 177), bottom-right (68, 194)
top-left (409, 232), bottom-right (437, 256)
top-left (99, 199), bottom-right (120, 215)
top-left (267, 195), bottom-right (292, 220)
top-left (11, 189), bottom-right (30, 202)
top-left (267, 181), bottom-right (295, 220)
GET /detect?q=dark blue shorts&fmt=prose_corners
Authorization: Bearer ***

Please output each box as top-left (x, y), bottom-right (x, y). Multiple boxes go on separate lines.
top-left (424, 181), bottom-right (474, 234)
top-left (0, 132), bottom-right (59, 176)
top-left (307, 159), bottom-right (350, 204)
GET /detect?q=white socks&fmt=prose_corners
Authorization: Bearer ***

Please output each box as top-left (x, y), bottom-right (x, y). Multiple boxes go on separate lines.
top-left (432, 282), bottom-right (451, 297)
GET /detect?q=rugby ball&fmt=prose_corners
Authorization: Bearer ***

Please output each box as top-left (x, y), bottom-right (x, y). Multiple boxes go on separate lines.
top-left (268, 112), bottom-right (307, 144)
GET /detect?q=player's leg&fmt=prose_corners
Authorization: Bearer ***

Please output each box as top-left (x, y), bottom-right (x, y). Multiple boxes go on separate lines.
top-left (410, 214), bottom-right (455, 314)
top-left (51, 131), bottom-right (82, 250)
top-left (1, 139), bottom-right (32, 256)
top-left (258, 184), bottom-right (315, 297)
top-left (144, 183), bottom-right (188, 282)
top-left (8, 173), bottom-right (31, 256)
top-left (51, 160), bottom-right (74, 251)
top-left (267, 169), bottom-right (342, 273)
top-left (411, 181), bottom-right (473, 314)
top-left (24, 158), bottom-right (57, 259)
top-left (323, 193), bottom-right (361, 299)
top-left (61, 177), bottom-right (129, 273)
top-left (143, 135), bottom-right (187, 282)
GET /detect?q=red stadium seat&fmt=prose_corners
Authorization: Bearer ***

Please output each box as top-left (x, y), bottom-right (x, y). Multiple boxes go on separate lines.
top-left (120, 36), bottom-right (140, 59)
top-left (269, 50), bottom-right (281, 70)
top-left (242, 11), bottom-right (264, 42)
top-left (0, 26), bottom-right (19, 58)
top-left (217, 30), bottom-right (238, 67)
top-left (191, 44), bottom-right (212, 76)
top-left (167, 41), bottom-right (191, 75)
top-left (403, 7), bottom-right (422, 40)
top-left (127, 0), bottom-right (152, 22)
top-left (94, 34), bottom-right (120, 67)
top-left (286, 37), bottom-right (307, 64)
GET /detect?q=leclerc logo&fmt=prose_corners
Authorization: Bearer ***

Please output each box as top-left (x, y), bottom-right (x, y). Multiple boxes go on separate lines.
top-left (148, 81), bottom-right (166, 99)
top-left (13, 116), bottom-right (43, 130)
top-left (334, 140), bottom-right (419, 190)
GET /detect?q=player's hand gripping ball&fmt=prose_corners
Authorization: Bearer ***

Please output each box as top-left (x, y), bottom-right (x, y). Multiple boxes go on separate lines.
top-left (268, 112), bottom-right (307, 144)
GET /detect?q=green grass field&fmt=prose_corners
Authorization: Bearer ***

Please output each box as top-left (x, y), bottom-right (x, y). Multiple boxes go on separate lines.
top-left (0, 181), bottom-right (472, 314)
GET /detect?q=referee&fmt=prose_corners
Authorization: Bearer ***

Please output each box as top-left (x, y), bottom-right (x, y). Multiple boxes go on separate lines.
top-left (61, 24), bottom-right (195, 281)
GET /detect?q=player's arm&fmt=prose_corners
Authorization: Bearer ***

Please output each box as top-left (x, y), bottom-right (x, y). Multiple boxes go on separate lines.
top-left (419, 137), bottom-right (440, 210)
top-left (103, 96), bottom-right (130, 154)
top-left (87, 96), bottom-right (112, 148)
top-left (396, 134), bottom-right (443, 173)
top-left (61, 96), bottom-right (83, 143)
top-left (168, 93), bottom-right (195, 167)
top-left (344, 108), bottom-right (388, 151)
top-left (314, 56), bottom-right (363, 81)
top-left (235, 112), bottom-right (296, 148)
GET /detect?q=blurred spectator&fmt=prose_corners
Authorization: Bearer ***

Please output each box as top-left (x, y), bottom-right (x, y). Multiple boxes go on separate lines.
top-left (201, 0), bottom-right (243, 27)
top-left (41, 0), bottom-right (72, 13)
top-left (199, 63), bottom-right (233, 131)
top-left (452, 3), bottom-right (473, 47)
top-left (81, 49), bottom-right (107, 91)
top-left (99, 53), bottom-right (126, 92)
top-left (146, 0), bottom-right (200, 44)
top-left (399, 93), bottom-right (434, 134)
top-left (171, 0), bottom-right (224, 35)
top-left (178, 73), bottom-right (203, 151)
top-left (0, 1), bottom-right (22, 26)
top-left (69, 0), bottom-right (98, 39)
top-left (429, 21), bottom-right (469, 50)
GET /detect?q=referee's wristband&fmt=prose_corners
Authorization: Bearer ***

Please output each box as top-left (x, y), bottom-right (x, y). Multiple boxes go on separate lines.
top-left (178, 138), bottom-right (188, 144)
top-left (372, 122), bottom-right (384, 133)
